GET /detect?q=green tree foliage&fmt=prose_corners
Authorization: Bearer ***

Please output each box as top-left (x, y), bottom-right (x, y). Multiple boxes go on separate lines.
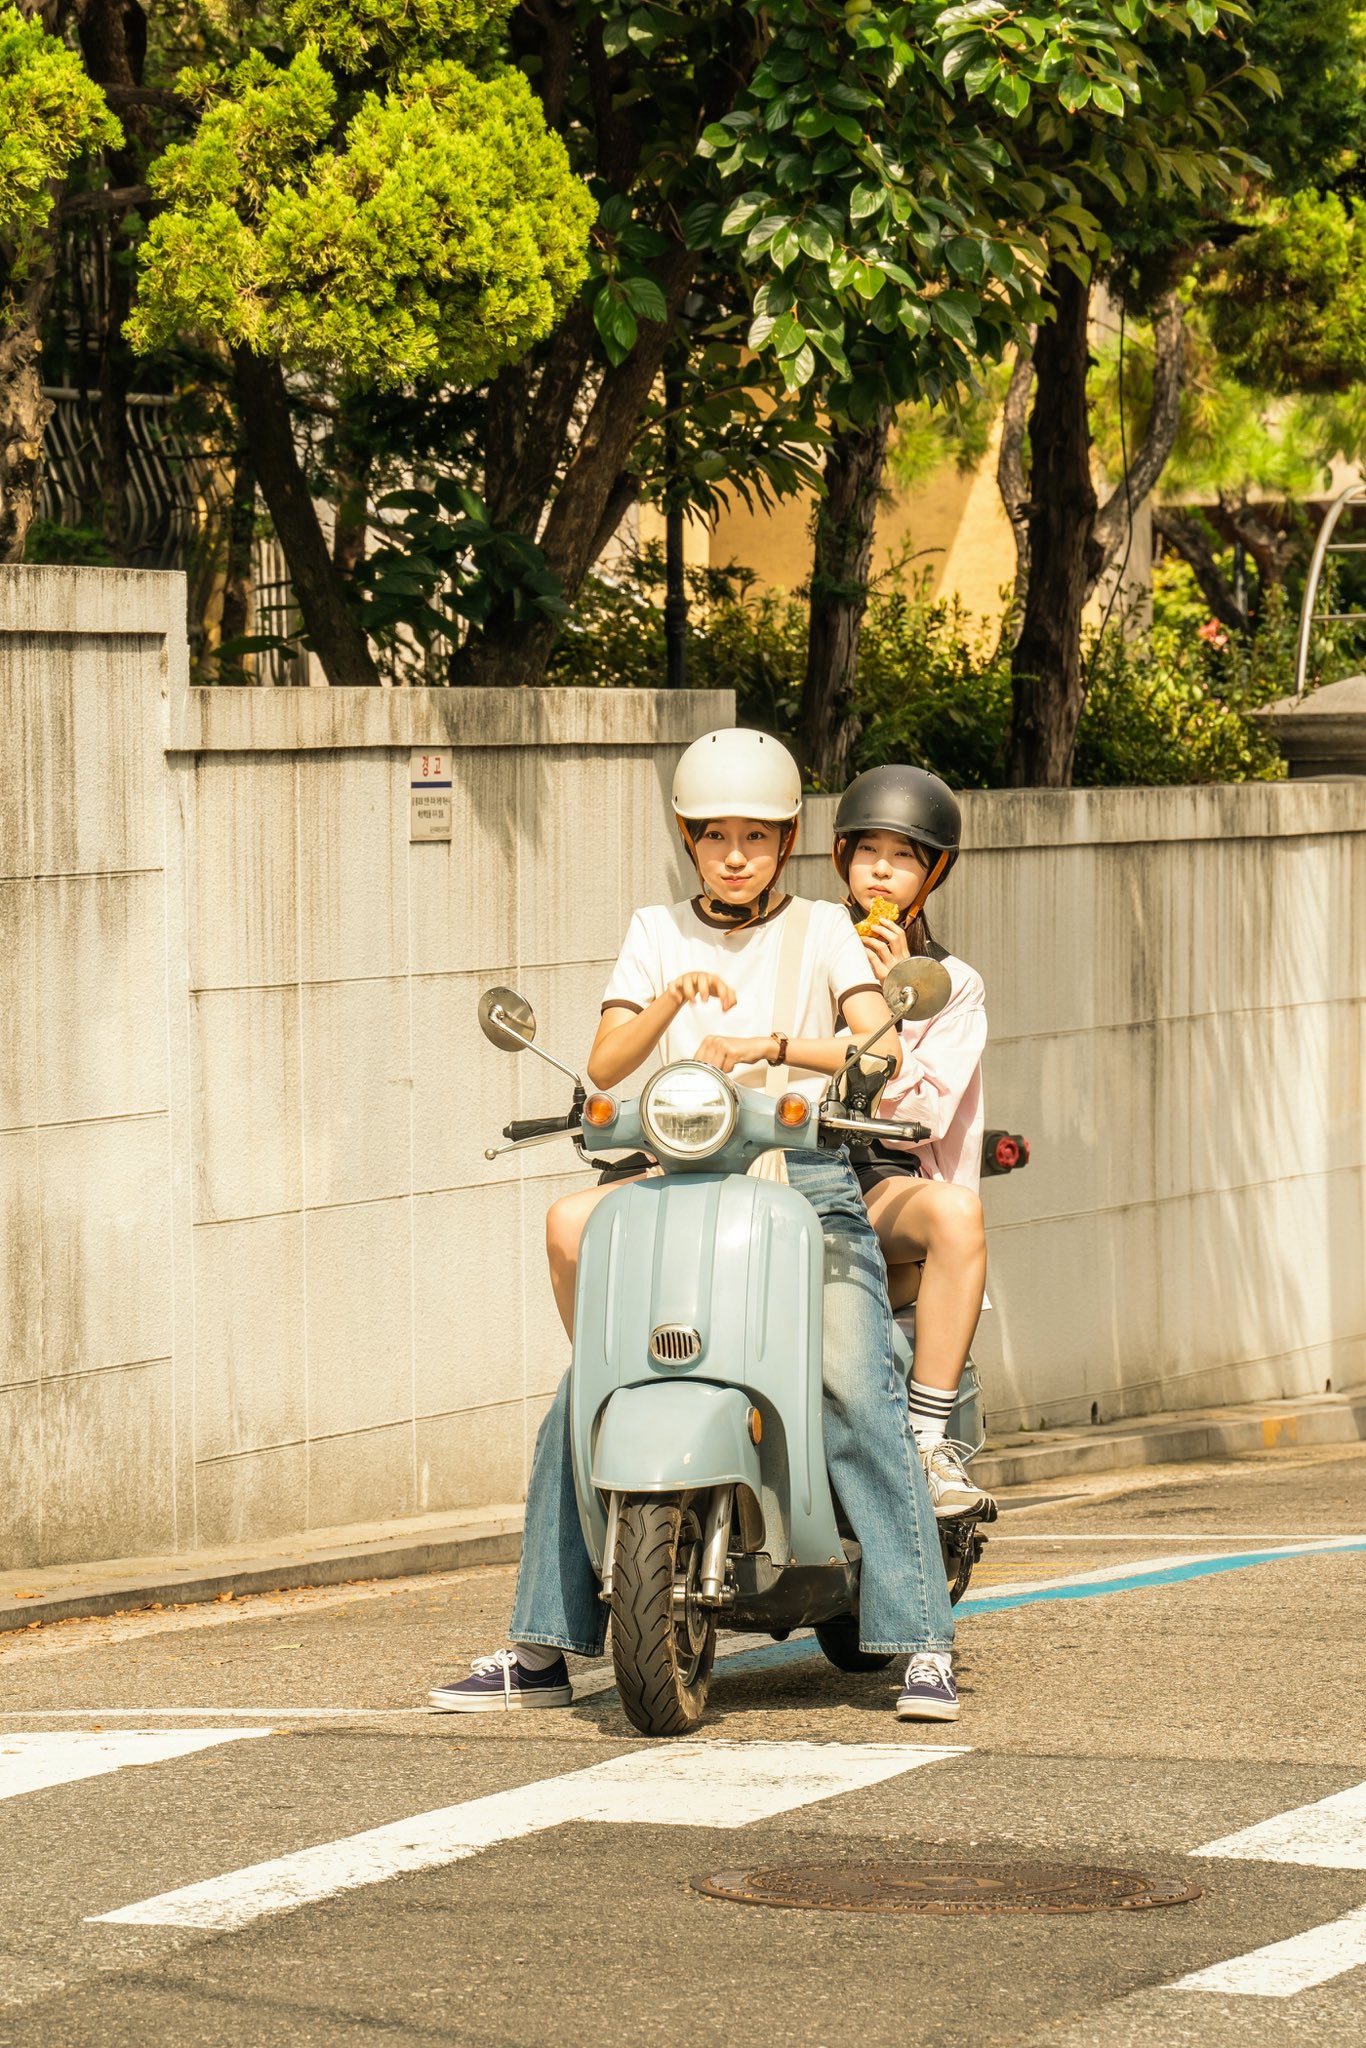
top-left (0, 4), bottom-right (121, 260)
top-left (129, 15), bottom-right (593, 387)
top-left (1204, 191), bottom-right (1366, 394)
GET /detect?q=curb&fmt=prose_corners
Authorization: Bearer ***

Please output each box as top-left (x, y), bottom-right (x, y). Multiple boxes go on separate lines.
top-left (974, 1394), bottom-right (1366, 1492)
top-left (6, 1395), bottom-right (1364, 1635)
top-left (0, 1517), bottom-right (523, 1637)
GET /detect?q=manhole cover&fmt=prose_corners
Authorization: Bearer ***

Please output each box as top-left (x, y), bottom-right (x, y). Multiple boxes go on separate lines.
top-left (692, 1861), bottom-right (1203, 1915)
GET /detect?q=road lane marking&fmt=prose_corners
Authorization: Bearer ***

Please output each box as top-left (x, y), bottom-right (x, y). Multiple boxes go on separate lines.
top-left (0, 1729), bottom-right (270, 1800)
top-left (1169, 1904), bottom-right (1366, 1998)
top-left (956, 1538), bottom-right (1366, 1611)
top-left (90, 1738), bottom-right (966, 1932)
top-left (991, 1533), bottom-right (1366, 1543)
top-left (1194, 1782), bottom-right (1366, 1870)
top-left (0, 1707), bottom-right (429, 1720)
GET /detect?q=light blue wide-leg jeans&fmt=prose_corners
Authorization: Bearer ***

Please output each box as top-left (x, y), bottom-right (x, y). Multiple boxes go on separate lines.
top-left (510, 1148), bottom-right (954, 1658)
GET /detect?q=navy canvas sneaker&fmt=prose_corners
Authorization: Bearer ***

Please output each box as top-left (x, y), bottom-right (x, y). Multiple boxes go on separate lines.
top-left (896, 1651), bottom-right (959, 1722)
top-left (428, 1648), bottom-right (573, 1713)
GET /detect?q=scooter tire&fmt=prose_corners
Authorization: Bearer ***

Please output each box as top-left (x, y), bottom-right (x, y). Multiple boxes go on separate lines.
top-left (813, 1619), bottom-right (893, 1674)
top-left (610, 1496), bottom-right (716, 1737)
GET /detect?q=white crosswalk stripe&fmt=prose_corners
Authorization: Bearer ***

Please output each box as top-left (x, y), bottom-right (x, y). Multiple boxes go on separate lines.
top-left (1169, 1905), bottom-right (1366, 1999)
top-left (1172, 1780), bottom-right (1366, 1998)
top-left (1193, 1781), bottom-right (1366, 1870)
top-left (0, 1730), bottom-right (270, 1801)
top-left (89, 1738), bottom-right (967, 1933)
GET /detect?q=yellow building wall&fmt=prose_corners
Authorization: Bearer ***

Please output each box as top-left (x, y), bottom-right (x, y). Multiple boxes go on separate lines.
top-left (708, 417), bottom-right (1019, 625)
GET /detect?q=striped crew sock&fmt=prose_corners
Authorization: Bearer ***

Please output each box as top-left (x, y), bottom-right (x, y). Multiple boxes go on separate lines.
top-left (907, 1377), bottom-right (956, 1450)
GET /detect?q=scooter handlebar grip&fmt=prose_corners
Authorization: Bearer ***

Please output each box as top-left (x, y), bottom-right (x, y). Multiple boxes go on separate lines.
top-left (502, 1113), bottom-right (577, 1142)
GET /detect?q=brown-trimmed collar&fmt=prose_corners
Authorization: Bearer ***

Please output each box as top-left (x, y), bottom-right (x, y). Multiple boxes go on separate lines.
top-left (690, 892), bottom-right (794, 933)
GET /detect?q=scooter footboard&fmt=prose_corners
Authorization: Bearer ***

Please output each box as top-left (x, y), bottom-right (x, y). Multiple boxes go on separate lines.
top-left (586, 1382), bottom-right (763, 1571)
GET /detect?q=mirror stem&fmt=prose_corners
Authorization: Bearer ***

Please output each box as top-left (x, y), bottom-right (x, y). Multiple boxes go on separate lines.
top-left (489, 1007), bottom-right (584, 1092)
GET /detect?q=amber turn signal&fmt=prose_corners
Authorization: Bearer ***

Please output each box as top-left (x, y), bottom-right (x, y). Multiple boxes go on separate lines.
top-left (583, 1093), bottom-right (618, 1128)
top-left (747, 1405), bottom-right (763, 1445)
top-left (775, 1091), bottom-right (810, 1129)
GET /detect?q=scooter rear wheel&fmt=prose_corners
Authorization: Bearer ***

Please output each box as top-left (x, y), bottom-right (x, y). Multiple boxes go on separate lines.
top-left (610, 1496), bottom-right (716, 1736)
top-left (813, 1619), bottom-right (893, 1674)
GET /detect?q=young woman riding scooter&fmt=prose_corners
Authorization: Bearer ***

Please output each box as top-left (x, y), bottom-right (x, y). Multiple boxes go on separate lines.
top-left (429, 729), bottom-right (961, 1723)
top-left (834, 766), bottom-right (992, 1523)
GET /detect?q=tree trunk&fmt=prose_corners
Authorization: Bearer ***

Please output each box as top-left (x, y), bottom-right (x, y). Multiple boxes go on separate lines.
top-left (215, 443), bottom-right (257, 681)
top-left (456, 250), bottom-right (695, 688)
top-left (798, 406), bottom-right (892, 789)
top-left (0, 264), bottom-right (58, 561)
top-left (77, 0), bottom-right (148, 565)
top-left (996, 340), bottom-right (1034, 636)
top-left (233, 348), bottom-right (380, 686)
top-left (1008, 264), bottom-right (1099, 787)
top-left (330, 395), bottom-right (372, 583)
top-left (1151, 506), bottom-right (1251, 634)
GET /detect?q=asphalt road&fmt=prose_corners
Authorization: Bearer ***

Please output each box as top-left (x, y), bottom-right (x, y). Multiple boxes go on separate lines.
top-left (2, 1444), bottom-right (1365, 2047)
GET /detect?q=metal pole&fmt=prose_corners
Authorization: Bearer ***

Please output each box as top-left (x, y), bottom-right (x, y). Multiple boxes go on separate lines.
top-left (1294, 483), bottom-right (1366, 699)
top-left (663, 371), bottom-right (687, 690)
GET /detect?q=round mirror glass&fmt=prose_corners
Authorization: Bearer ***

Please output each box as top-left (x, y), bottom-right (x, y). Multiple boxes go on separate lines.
top-left (478, 986), bottom-right (537, 1052)
top-left (883, 955), bottom-right (951, 1023)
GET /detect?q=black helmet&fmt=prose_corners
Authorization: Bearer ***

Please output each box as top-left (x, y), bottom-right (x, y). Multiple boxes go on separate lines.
top-left (832, 765), bottom-right (961, 886)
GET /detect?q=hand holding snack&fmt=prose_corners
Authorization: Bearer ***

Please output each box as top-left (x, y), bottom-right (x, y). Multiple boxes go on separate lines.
top-left (854, 894), bottom-right (901, 938)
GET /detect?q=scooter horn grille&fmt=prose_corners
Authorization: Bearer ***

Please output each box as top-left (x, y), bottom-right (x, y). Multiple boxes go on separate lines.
top-left (649, 1324), bottom-right (702, 1366)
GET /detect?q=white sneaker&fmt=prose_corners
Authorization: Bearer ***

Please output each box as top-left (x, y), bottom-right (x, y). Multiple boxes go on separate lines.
top-left (920, 1440), bottom-right (992, 1518)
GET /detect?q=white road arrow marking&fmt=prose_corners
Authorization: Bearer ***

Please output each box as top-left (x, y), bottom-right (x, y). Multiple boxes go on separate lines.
top-left (90, 1737), bottom-right (966, 1933)
top-left (0, 1730), bottom-right (270, 1801)
top-left (1169, 1904), bottom-right (1366, 1999)
top-left (1193, 1781), bottom-right (1366, 1870)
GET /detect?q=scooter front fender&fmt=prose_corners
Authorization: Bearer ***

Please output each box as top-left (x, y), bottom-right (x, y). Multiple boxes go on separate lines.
top-left (591, 1381), bottom-right (761, 1505)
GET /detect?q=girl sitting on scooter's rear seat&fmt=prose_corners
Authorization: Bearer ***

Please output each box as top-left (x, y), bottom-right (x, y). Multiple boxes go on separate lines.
top-left (832, 766), bottom-right (994, 1527)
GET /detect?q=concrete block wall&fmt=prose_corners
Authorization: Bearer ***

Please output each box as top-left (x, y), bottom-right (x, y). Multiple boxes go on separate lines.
top-left (2, 560), bottom-right (1364, 1565)
top-left (793, 782), bottom-right (1366, 1433)
top-left (170, 687), bottom-right (717, 1551)
top-left (0, 570), bottom-right (181, 1567)
top-left (1, 565), bottom-right (724, 1566)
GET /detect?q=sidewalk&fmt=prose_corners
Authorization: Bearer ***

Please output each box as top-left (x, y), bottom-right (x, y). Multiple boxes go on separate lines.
top-left (971, 1387), bottom-right (1366, 1490)
top-left (4, 1391), bottom-right (1364, 1635)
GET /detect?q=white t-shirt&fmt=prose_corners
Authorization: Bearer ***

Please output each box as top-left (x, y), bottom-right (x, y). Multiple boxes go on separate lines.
top-left (602, 895), bottom-right (879, 1098)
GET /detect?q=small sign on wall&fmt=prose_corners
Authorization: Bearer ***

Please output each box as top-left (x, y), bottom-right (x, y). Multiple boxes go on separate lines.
top-left (410, 750), bottom-right (453, 841)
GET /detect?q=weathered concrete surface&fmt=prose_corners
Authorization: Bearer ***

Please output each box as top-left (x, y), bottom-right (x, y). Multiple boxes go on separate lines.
top-left (795, 781), bottom-right (1366, 1435)
top-left (0, 566), bottom-right (722, 1568)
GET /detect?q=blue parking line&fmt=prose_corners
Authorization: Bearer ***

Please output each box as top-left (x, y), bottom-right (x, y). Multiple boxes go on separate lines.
top-left (699, 1539), bottom-right (1366, 1682)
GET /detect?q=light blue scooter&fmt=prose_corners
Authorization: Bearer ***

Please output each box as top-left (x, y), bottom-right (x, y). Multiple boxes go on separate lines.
top-left (479, 958), bottom-right (989, 1737)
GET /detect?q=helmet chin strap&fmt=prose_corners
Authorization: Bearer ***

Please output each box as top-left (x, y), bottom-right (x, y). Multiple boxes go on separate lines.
top-left (681, 819), bottom-right (799, 931)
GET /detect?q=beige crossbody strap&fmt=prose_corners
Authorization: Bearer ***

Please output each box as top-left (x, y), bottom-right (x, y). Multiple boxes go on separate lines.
top-left (763, 895), bottom-right (813, 1097)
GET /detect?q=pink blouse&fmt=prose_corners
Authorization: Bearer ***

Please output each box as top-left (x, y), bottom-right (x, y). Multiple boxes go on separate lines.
top-left (876, 953), bottom-right (987, 1191)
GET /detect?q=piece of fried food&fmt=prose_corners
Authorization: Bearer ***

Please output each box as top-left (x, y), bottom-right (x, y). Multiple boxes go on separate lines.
top-left (855, 894), bottom-right (902, 938)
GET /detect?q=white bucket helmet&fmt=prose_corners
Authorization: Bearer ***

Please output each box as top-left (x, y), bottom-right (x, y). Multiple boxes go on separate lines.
top-left (671, 728), bottom-right (802, 927)
top-left (671, 728), bottom-right (802, 824)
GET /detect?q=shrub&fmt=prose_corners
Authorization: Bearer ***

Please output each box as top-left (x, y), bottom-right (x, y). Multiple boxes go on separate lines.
top-left (548, 550), bottom-right (1293, 786)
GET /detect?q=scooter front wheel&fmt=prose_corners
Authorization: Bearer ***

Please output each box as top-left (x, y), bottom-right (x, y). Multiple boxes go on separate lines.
top-left (610, 1496), bottom-right (716, 1736)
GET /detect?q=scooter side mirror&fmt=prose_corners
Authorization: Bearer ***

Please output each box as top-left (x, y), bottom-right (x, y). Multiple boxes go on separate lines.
top-left (883, 955), bottom-right (952, 1023)
top-left (478, 986), bottom-right (537, 1053)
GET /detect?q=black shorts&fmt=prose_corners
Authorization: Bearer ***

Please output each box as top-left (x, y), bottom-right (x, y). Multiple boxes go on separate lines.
top-left (852, 1143), bottom-right (924, 1197)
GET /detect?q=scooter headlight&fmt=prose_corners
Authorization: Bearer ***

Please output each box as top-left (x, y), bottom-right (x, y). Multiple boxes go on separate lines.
top-left (640, 1063), bottom-right (737, 1159)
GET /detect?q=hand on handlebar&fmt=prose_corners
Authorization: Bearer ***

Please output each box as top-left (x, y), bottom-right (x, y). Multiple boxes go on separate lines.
top-left (667, 971), bottom-right (738, 1011)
